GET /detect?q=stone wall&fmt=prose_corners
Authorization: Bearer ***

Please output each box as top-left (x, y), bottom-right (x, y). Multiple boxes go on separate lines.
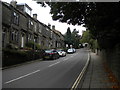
top-left (98, 44), bottom-right (120, 82)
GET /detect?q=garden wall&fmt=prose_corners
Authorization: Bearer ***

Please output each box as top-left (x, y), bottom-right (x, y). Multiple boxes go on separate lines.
top-left (98, 44), bottom-right (120, 82)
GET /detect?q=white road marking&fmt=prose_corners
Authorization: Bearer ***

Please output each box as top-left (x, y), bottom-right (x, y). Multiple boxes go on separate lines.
top-left (4, 52), bottom-right (80, 85)
top-left (5, 61), bottom-right (62, 84)
top-left (5, 70), bottom-right (40, 84)
top-left (48, 61), bottom-right (60, 67)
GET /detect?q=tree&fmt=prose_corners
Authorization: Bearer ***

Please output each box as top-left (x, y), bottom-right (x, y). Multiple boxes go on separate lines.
top-left (37, 2), bottom-right (120, 49)
top-left (80, 30), bottom-right (91, 44)
top-left (80, 30), bottom-right (99, 51)
top-left (64, 27), bottom-right (72, 47)
top-left (64, 27), bottom-right (80, 48)
top-left (71, 29), bottom-right (80, 48)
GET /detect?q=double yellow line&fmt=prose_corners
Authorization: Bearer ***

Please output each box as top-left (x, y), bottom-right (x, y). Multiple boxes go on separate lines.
top-left (71, 53), bottom-right (90, 90)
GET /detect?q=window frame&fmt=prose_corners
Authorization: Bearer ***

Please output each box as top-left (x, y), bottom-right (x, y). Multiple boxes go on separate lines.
top-left (13, 12), bottom-right (19, 25)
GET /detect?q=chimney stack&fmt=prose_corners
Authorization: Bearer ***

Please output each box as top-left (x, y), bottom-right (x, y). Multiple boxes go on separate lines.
top-left (48, 23), bottom-right (51, 29)
top-left (52, 25), bottom-right (55, 30)
top-left (33, 14), bottom-right (37, 20)
top-left (10, 0), bottom-right (17, 8)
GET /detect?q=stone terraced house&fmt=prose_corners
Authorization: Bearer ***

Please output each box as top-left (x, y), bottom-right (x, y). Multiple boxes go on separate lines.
top-left (2, 0), bottom-right (65, 49)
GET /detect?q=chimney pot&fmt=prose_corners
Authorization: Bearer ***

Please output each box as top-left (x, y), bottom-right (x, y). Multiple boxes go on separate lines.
top-left (52, 25), bottom-right (55, 30)
top-left (33, 14), bottom-right (37, 19)
top-left (48, 23), bottom-right (51, 29)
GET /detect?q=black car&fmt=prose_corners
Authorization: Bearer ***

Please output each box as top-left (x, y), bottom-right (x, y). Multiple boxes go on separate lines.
top-left (43, 49), bottom-right (59, 60)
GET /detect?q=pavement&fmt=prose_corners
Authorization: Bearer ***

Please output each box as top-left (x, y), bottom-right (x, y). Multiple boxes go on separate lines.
top-left (78, 52), bottom-right (120, 89)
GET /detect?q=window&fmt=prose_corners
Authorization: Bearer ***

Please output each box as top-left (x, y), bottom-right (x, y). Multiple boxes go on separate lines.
top-left (46, 27), bottom-right (49, 31)
top-left (11, 31), bottom-right (14, 41)
top-left (51, 31), bottom-right (53, 38)
top-left (28, 34), bottom-right (32, 41)
top-left (34, 37), bottom-right (37, 43)
top-left (31, 21), bottom-right (33, 26)
top-left (28, 19), bottom-right (33, 29)
top-left (2, 29), bottom-right (5, 47)
top-left (34, 24), bottom-right (37, 32)
top-left (2, 32), bottom-right (5, 41)
top-left (13, 12), bottom-right (19, 25)
top-left (39, 24), bottom-right (42, 33)
top-left (15, 31), bottom-right (19, 42)
top-left (28, 20), bottom-right (31, 29)
top-left (11, 29), bottom-right (19, 43)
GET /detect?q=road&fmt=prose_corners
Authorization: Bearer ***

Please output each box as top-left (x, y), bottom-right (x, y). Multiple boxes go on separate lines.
top-left (2, 48), bottom-right (89, 88)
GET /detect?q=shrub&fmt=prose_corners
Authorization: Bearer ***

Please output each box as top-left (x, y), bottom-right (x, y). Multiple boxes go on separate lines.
top-left (25, 41), bottom-right (34, 49)
top-left (25, 41), bottom-right (41, 50)
top-left (35, 43), bottom-right (40, 50)
top-left (6, 43), bottom-right (19, 50)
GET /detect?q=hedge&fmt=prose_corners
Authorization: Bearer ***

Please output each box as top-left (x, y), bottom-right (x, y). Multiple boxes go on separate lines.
top-left (2, 49), bottom-right (45, 67)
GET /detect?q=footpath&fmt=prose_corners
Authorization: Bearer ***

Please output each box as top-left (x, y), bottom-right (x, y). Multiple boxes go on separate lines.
top-left (78, 52), bottom-right (120, 89)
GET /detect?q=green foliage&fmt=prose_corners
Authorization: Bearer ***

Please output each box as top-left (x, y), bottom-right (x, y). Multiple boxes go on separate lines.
top-left (71, 29), bottom-right (80, 48)
top-left (38, 2), bottom-right (120, 49)
top-left (35, 43), bottom-right (41, 50)
top-left (25, 41), bottom-right (41, 50)
top-left (80, 30), bottom-right (99, 50)
top-left (25, 41), bottom-right (34, 49)
top-left (6, 43), bottom-right (19, 50)
top-left (64, 27), bottom-right (72, 47)
top-left (2, 49), bottom-right (45, 67)
top-left (48, 2), bottom-right (87, 25)
top-left (80, 30), bottom-right (91, 43)
top-left (64, 27), bottom-right (80, 48)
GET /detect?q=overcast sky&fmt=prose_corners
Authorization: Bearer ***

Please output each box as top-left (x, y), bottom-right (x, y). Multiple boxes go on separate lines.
top-left (2, 0), bottom-right (86, 35)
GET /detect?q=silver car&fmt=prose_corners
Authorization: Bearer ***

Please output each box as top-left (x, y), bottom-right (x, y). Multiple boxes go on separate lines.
top-left (57, 49), bottom-right (66, 57)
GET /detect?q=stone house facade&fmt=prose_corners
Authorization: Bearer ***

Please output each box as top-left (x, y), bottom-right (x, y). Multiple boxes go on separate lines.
top-left (2, 1), bottom-right (65, 49)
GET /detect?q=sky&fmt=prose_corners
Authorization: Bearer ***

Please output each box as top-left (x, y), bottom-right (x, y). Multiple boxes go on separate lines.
top-left (2, 0), bottom-right (86, 35)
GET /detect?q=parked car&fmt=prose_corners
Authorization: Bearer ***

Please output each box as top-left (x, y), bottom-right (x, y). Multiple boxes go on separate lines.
top-left (43, 49), bottom-right (59, 60)
top-left (67, 48), bottom-right (74, 54)
top-left (67, 48), bottom-right (76, 54)
top-left (80, 44), bottom-right (84, 48)
top-left (72, 48), bottom-right (76, 53)
top-left (57, 49), bottom-right (66, 57)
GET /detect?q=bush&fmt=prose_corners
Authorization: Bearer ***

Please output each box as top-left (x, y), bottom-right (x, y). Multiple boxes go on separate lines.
top-left (25, 41), bottom-right (41, 50)
top-left (25, 41), bottom-right (34, 49)
top-left (6, 43), bottom-right (19, 50)
top-left (35, 43), bottom-right (40, 50)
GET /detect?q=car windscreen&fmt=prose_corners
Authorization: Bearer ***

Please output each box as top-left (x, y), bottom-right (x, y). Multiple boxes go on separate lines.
top-left (68, 49), bottom-right (72, 51)
top-left (57, 49), bottom-right (64, 51)
top-left (57, 50), bottom-right (61, 52)
top-left (45, 50), bottom-right (52, 53)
